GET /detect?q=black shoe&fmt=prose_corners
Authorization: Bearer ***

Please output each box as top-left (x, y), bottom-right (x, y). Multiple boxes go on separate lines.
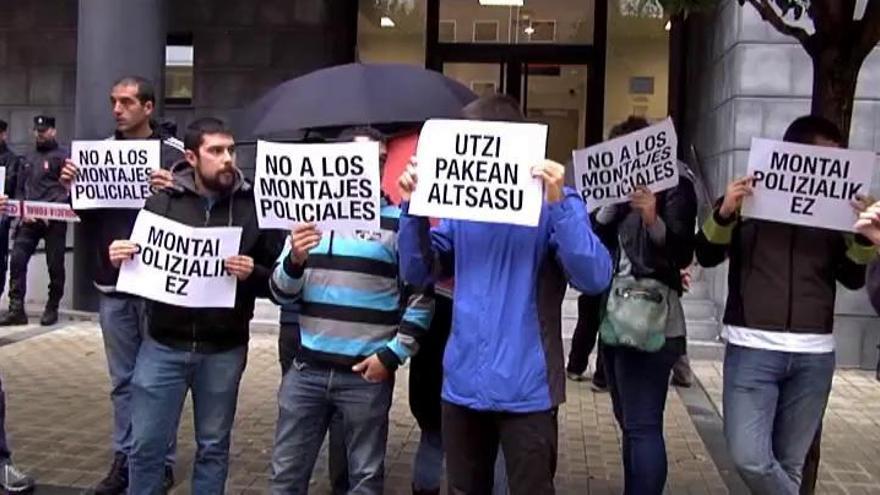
top-left (163, 465), bottom-right (174, 492)
top-left (412, 484), bottom-right (440, 495)
top-left (0, 309), bottom-right (27, 326)
top-left (93, 452), bottom-right (128, 495)
top-left (0, 459), bottom-right (35, 493)
top-left (590, 379), bottom-right (608, 393)
top-left (39, 305), bottom-right (58, 326)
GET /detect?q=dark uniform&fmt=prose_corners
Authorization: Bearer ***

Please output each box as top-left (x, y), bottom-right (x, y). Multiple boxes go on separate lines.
top-left (0, 123), bottom-right (23, 298)
top-left (2, 116), bottom-right (69, 325)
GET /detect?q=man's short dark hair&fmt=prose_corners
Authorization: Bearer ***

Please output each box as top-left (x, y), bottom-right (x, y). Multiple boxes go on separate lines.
top-left (461, 94), bottom-right (524, 122)
top-left (609, 116), bottom-right (650, 139)
top-left (113, 75), bottom-right (156, 106)
top-left (0, 119), bottom-right (6, 133)
top-left (184, 118), bottom-right (234, 152)
top-left (337, 126), bottom-right (385, 143)
top-left (783, 115), bottom-right (844, 146)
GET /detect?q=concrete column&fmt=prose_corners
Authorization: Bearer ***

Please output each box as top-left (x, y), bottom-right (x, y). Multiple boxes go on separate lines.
top-left (73, 0), bottom-right (167, 310)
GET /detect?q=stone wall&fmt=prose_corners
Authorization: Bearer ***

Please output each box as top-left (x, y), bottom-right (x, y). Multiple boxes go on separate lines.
top-left (683, 0), bottom-right (880, 368)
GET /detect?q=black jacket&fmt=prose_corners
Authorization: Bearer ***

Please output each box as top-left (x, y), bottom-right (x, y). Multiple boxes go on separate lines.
top-left (696, 205), bottom-right (872, 334)
top-left (0, 143), bottom-right (22, 198)
top-left (18, 141), bottom-right (68, 202)
top-left (592, 172), bottom-right (698, 293)
top-left (75, 128), bottom-right (184, 291)
top-left (144, 163), bottom-right (284, 353)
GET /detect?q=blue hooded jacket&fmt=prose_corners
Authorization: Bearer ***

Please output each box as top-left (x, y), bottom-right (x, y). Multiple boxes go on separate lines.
top-left (398, 188), bottom-right (612, 412)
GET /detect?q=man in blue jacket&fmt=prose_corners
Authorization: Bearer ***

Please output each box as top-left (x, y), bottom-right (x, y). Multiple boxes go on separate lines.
top-left (396, 94), bottom-right (613, 494)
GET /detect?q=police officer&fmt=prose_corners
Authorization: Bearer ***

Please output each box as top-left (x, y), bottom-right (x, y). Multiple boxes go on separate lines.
top-left (0, 115), bottom-right (69, 326)
top-left (0, 120), bottom-right (23, 300)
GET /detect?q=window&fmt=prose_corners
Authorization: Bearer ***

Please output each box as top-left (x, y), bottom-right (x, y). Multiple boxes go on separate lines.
top-left (473, 20), bottom-right (499, 42)
top-left (357, 0), bottom-right (426, 66)
top-left (471, 81), bottom-right (497, 96)
top-left (629, 76), bottom-right (655, 95)
top-left (526, 20), bottom-right (556, 42)
top-left (439, 20), bottom-right (457, 42)
top-left (165, 33), bottom-right (193, 105)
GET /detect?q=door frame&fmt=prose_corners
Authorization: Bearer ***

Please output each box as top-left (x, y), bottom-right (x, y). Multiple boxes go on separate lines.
top-left (424, 0), bottom-right (607, 147)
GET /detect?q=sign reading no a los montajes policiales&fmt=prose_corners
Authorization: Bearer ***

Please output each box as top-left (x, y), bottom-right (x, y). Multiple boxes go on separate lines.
top-left (409, 119), bottom-right (548, 227)
top-left (741, 138), bottom-right (876, 232)
top-left (572, 118), bottom-right (679, 209)
top-left (70, 140), bottom-right (160, 209)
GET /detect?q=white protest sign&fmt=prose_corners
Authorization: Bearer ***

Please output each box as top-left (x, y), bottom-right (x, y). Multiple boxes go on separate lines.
top-left (572, 118), bottom-right (679, 209)
top-left (7, 201), bottom-right (80, 222)
top-left (409, 119), bottom-right (547, 227)
top-left (70, 140), bottom-right (160, 209)
top-left (254, 140), bottom-right (381, 232)
top-left (741, 138), bottom-right (876, 231)
top-left (116, 210), bottom-right (242, 308)
top-left (0, 166), bottom-right (6, 199)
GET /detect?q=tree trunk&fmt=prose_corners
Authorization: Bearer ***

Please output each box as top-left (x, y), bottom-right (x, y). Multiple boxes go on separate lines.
top-left (811, 46), bottom-right (862, 144)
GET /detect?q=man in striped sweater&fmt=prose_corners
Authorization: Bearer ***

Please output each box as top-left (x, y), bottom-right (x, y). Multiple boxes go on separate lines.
top-left (269, 140), bottom-right (434, 495)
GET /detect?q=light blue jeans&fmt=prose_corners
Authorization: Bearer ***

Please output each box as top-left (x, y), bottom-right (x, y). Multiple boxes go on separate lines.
top-left (723, 344), bottom-right (834, 495)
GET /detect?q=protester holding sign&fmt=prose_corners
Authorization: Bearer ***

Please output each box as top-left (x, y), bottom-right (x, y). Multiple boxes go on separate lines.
top-left (587, 116), bottom-right (697, 494)
top-left (56, 76), bottom-right (182, 495)
top-left (111, 118), bottom-right (281, 495)
top-left (0, 120), bottom-right (23, 303)
top-left (0, 115), bottom-right (69, 327)
top-left (696, 116), bottom-right (876, 495)
top-left (397, 95), bottom-right (612, 494)
top-left (268, 127), bottom-right (434, 495)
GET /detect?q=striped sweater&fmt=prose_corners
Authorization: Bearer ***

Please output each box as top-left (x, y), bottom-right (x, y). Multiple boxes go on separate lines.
top-left (270, 204), bottom-right (434, 370)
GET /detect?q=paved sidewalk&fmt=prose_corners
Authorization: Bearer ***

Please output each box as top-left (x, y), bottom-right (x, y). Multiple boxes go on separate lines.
top-left (692, 360), bottom-right (880, 495)
top-left (0, 322), bottom-right (729, 494)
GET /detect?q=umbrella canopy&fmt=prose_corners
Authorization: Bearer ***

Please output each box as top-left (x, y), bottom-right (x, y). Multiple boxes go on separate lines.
top-left (239, 63), bottom-right (477, 140)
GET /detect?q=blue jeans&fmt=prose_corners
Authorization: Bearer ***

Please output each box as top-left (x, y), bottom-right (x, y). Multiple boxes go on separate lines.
top-left (604, 341), bottom-right (682, 495)
top-left (271, 360), bottom-right (393, 495)
top-left (129, 340), bottom-right (247, 495)
top-left (98, 293), bottom-right (176, 465)
top-left (723, 344), bottom-right (834, 495)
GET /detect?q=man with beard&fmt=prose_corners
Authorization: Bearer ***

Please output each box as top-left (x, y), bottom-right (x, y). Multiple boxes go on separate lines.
top-left (0, 116), bottom-right (69, 326)
top-left (109, 118), bottom-right (282, 494)
top-left (60, 75), bottom-right (181, 495)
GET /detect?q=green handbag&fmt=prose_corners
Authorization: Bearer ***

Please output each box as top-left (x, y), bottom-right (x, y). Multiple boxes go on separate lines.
top-left (599, 275), bottom-right (669, 352)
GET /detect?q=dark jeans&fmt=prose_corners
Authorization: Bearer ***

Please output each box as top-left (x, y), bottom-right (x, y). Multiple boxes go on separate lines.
top-left (442, 401), bottom-right (558, 495)
top-left (567, 293), bottom-right (602, 376)
top-left (604, 339), bottom-right (684, 495)
top-left (0, 374), bottom-right (9, 461)
top-left (800, 427), bottom-right (822, 495)
top-left (271, 360), bottom-right (394, 495)
top-left (9, 220), bottom-right (66, 305)
top-left (0, 217), bottom-right (11, 297)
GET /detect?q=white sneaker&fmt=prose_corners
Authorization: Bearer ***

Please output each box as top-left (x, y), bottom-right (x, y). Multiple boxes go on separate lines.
top-left (0, 460), bottom-right (35, 493)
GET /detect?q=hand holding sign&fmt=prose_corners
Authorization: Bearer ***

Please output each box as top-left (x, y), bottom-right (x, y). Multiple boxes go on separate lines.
top-left (224, 255), bottom-right (254, 280)
top-left (855, 201), bottom-right (880, 246)
top-left (531, 160), bottom-right (566, 204)
top-left (109, 240), bottom-right (139, 268)
top-left (150, 169), bottom-right (174, 190)
top-left (719, 176), bottom-right (755, 220)
top-left (352, 354), bottom-right (391, 383)
top-left (397, 158), bottom-right (418, 202)
top-left (630, 186), bottom-right (658, 226)
top-left (60, 159), bottom-right (76, 191)
top-left (290, 223), bottom-right (323, 265)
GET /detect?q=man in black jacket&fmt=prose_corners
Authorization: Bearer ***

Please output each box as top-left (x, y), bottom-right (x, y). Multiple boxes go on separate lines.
top-left (59, 76), bottom-right (182, 495)
top-left (109, 118), bottom-right (281, 494)
top-left (696, 116), bottom-right (875, 494)
top-left (0, 115), bottom-right (69, 327)
top-left (0, 120), bottom-right (22, 300)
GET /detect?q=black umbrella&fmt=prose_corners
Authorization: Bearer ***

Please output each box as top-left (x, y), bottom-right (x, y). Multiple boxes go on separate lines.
top-left (239, 63), bottom-right (477, 140)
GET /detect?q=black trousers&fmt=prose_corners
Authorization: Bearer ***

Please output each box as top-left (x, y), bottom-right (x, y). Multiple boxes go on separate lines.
top-left (9, 220), bottom-right (66, 306)
top-left (567, 293), bottom-right (605, 380)
top-left (442, 401), bottom-right (558, 495)
top-left (0, 217), bottom-right (11, 296)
